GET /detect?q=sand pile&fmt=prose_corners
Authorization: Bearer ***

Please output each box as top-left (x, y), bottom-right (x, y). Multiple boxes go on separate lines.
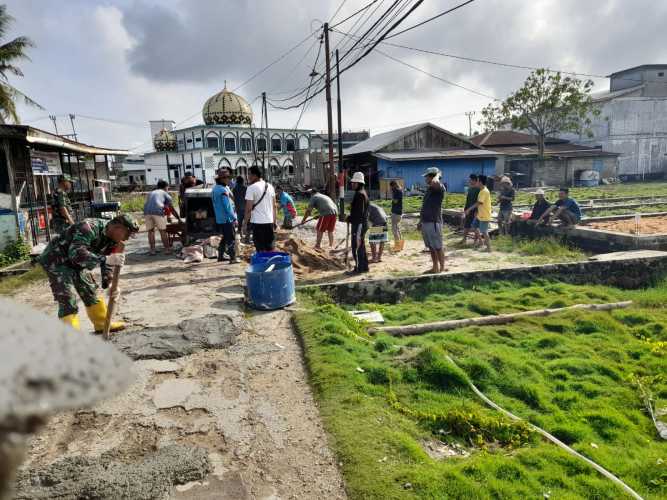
top-left (242, 237), bottom-right (346, 274)
top-left (587, 216), bottom-right (667, 235)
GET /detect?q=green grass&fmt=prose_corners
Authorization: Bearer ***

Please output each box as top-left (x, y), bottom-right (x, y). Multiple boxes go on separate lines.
top-left (114, 191), bottom-right (180, 213)
top-left (296, 280), bottom-right (667, 499)
top-left (492, 236), bottom-right (586, 264)
top-left (0, 266), bottom-right (46, 296)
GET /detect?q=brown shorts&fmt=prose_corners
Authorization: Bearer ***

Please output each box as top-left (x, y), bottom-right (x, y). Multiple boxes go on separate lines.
top-left (145, 214), bottom-right (167, 231)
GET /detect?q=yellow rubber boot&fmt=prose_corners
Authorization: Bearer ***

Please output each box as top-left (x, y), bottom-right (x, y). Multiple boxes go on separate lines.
top-left (60, 314), bottom-right (80, 331)
top-left (85, 298), bottom-right (126, 334)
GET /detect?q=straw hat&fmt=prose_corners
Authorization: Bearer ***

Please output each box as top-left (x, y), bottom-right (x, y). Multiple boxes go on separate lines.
top-left (500, 175), bottom-right (512, 185)
top-left (351, 172), bottom-right (365, 184)
top-left (535, 189), bottom-right (545, 196)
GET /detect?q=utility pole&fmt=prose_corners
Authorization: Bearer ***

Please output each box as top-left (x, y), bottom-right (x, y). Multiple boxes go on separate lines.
top-left (68, 114), bottom-right (78, 142)
top-left (261, 92), bottom-right (268, 182)
top-left (335, 49), bottom-right (345, 220)
top-left (49, 115), bottom-right (59, 135)
top-left (465, 111), bottom-right (475, 138)
top-left (323, 23), bottom-right (336, 201)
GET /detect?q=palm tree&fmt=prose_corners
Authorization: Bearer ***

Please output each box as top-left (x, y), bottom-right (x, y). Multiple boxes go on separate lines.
top-left (0, 4), bottom-right (41, 124)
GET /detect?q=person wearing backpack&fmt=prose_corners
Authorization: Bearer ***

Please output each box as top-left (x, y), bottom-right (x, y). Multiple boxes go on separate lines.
top-left (242, 165), bottom-right (277, 252)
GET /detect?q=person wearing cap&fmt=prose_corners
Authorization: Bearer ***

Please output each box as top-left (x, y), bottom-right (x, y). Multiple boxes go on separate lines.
top-left (418, 167), bottom-right (447, 273)
top-left (497, 175), bottom-right (515, 235)
top-left (50, 174), bottom-right (75, 233)
top-left (528, 189), bottom-right (551, 223)
top-left (346, 171), bottom-right (369, 274)
top-left (37, 214), bottom-right (139, 332)
top-left (212, 168), bottom-right (238, 263)
top-left (143, 179), bottom-right (179, 255)
top-left (538, 187), bottom-right (581, 227)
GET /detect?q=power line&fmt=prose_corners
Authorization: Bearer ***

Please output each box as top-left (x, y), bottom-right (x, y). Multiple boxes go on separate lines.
top-left (385, 0), bottom-right (476, 39)
top-left (269, 0), bottom-right (425, 110)
top-left (375, 48), bottom-right (499, 100)
top-left (328, 0), bottom-right (349, 24)
top-left (330, 0), bottom-right (381, 28)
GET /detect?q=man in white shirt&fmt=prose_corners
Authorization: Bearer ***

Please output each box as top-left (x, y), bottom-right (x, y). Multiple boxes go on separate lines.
top-left (242, 165), bottom-right (277, 252)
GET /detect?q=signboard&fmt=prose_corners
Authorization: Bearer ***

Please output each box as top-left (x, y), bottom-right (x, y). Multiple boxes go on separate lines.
top-left (84, 155), bottom-right (95, 171)
top-left (30, 151), bottom-right (62, 176)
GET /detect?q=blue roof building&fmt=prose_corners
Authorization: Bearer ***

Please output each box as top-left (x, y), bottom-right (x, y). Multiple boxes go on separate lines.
top-left (342, 122), bottom-right (502, 193)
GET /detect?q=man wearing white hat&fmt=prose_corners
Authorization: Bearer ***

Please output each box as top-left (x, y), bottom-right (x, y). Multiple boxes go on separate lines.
top-left (497, 175), bottom-right (515, 235)
top-left (346, 172), bottom-right (370, 274)
top-left (528, 189), bottom-right (551, 223)
top-left (418, 167), bottom-right (447, 273)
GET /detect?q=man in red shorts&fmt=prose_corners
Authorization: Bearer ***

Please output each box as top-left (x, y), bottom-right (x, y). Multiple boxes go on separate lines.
top-left (301, 188), bottom-right (339, 249)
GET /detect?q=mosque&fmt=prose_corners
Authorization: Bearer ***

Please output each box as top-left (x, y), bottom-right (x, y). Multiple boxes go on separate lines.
top-left (142, 84), bottom-right (312, 185)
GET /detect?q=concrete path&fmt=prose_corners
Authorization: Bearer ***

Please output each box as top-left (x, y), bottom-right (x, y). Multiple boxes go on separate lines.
top-left (12, 237), bottom-right (346, 499)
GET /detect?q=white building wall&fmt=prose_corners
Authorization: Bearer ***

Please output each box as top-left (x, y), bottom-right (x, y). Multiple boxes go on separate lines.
top-left (558, 97), bottom-right (667, 178)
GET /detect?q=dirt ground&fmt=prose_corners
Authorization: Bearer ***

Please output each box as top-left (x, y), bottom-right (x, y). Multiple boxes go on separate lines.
top-left (587, 215), bottom-right (667, 235)
top-left (12, 235), bottom-right (346, 500)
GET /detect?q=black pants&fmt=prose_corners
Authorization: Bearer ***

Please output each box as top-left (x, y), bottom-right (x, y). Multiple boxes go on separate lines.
top-left (251, 223), bottom-right (275, 252)
top-left (217, 223), bottom-right (236, 261)
top-left (351, 222), bottom-right (369, 273)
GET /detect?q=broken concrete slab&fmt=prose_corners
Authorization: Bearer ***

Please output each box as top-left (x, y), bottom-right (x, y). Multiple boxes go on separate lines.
top-left (153, 379), bottom-right (202, 409)
top-left (14, 445), bottom-right (210, 500)
top-left (112, 314), bottom-right (243, 360)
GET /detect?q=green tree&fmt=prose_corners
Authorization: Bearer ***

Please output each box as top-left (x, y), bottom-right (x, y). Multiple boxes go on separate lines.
top-left (479, 69), bottom-right (599, 157)
top-left (0, 4), bottom-right (41, 123)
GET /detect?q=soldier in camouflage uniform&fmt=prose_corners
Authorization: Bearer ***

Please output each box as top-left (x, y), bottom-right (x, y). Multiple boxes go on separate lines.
top-left (37, 214), bottom-right (139, 332)
top-left (50, 174), bottom-right (75, 233)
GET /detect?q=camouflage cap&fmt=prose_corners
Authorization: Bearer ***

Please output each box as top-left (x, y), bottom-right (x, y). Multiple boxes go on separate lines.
top-left (109, 214), bottom-right (139, 233)
top-left (60, 173), bottom-right (74, 183)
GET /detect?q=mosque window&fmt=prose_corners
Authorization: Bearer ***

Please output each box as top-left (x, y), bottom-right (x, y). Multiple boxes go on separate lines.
top-left (240, 137), bottom-right (252, 152)
top-left (224, 137), bottom-right (236, 153)
top-left (257, 137), bottom-right (267, 152)
top-left (286, 138), bottom-right (295, 152)
top-left (206, 136), bottom-right (219, 149)
top-left (271, 137), bottom-right (282, 153)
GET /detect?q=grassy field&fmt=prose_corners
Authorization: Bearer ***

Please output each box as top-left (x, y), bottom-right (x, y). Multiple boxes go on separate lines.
top-left (0, 266), bottom-right (46, 296)
top-left (113, 191), bottom-right (180, 213)
top-left (296, 280), bottom-right (667, 499)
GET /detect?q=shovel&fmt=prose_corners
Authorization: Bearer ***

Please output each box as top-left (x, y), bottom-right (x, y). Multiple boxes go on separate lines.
top-left (103, 243), bottom-right (124, 340)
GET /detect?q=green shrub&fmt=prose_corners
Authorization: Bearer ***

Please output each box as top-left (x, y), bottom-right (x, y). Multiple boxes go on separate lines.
top-left (414, 347), bottom-right (469, 390)
top-left (0, 237), bottom-right (30, 267)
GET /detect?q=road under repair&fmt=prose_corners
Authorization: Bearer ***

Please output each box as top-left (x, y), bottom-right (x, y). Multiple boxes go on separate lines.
top-left (12, 236), bottom-right (346, 500)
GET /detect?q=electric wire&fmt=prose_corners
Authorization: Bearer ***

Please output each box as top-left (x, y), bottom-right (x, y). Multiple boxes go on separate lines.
top-left (384, 0), bottom-right (477, 39)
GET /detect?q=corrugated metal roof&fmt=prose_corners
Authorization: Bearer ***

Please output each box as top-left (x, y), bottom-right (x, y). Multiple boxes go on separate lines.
top-left (470, 130), bottom-right (566, 147)
top-left (608, 64), bottom-right (667, 77)
top-left (0, 124), bottom-right (128, 155)
top-left (374, 149), bottom-right (502, 161)
top-left (591, 84), bottom-right (645, 102)
top-left (492, 143), bottom-right (619, 158)
top-left (343, 122), bottom-right (478, 157)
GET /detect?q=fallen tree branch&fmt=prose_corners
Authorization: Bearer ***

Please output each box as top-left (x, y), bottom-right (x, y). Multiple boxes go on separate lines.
top-left (370, 301), bottom-right (633, 336)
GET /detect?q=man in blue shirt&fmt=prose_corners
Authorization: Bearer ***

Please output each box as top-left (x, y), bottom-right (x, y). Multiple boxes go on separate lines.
top-left (538, 187), bottom-right (581, 227)
top-left (143, 180), bottom-right (178, 255)
top-left (212, 169), bottom-right (238, 263)
top-left (276, 185), bottom-right (297, 229)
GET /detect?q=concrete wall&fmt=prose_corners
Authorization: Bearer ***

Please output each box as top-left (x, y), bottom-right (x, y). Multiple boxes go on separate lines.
top-left (558, 97), bottom-right (667, 178)
top-left (303, 252), bottom-right (667, 304)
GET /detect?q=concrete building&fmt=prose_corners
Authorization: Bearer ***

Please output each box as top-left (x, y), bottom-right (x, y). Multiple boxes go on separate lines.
top-left (471, 131), bottom-right (619, 188)
top-left (556, 64), bottom-right (667, 180)
top-left (115, 154), bottom-right (146, 187)
top-left (143, 85), bottom-right (312, 186)
top-left (343, 122), bottom-right (500, 193)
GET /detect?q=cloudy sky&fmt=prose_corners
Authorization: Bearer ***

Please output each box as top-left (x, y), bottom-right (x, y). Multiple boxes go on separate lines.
top-left (6, 0), bottom-right (667, 152)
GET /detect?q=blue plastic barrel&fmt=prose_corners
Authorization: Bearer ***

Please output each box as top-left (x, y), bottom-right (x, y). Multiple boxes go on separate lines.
top-left (245, 252), bottom-right (296, 310)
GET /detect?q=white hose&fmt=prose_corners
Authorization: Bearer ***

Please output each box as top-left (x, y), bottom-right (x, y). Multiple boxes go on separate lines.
top-left (445, 355), bottom-right (644, 500)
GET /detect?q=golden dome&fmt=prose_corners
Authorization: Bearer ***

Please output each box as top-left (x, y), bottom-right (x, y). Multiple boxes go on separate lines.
top-left (153, 128), bottom-right (176, 151)
top-left (202, 83), bottom-right (253, 126)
